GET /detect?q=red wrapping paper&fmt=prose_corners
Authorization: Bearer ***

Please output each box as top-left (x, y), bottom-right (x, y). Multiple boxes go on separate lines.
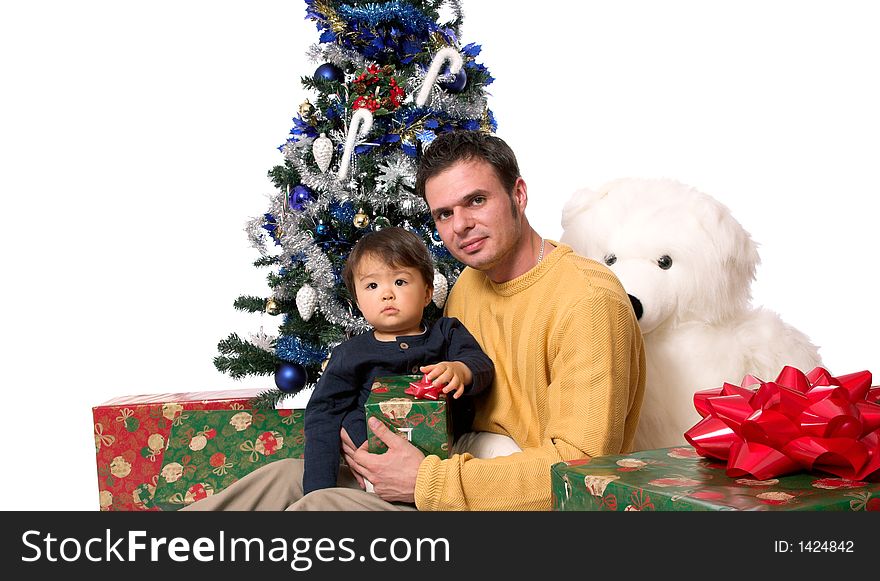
top-left (685, 366), bottom-right (880, 480)
top-left (93, 389), bottom-right (262, 510)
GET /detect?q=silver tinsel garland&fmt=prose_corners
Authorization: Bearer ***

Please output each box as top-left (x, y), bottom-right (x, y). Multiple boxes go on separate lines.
top-left (307, 43), bottom-right (367, 70)
top-left (278, 231), bottom-right (370, 333)
top-left (405, 70), bottom-right (488, 119)
top-left (375, 151), bottom-right (417, 193)
top-left (246, 215), bottom-right (272, 256)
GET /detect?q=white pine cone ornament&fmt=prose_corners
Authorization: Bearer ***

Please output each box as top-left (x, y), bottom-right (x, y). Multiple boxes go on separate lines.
top-left (312, 133), bottom-right (334, 173)
top-left (296, 284), bottom-right (318, 321)
top-left (432, 270), bottom-right (448, 308)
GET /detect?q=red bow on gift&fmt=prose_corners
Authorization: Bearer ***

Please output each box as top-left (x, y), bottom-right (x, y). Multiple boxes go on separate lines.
top-left (404, 374), bottom-right (444, 400)
top-left (684, 366), bottom-right (880, 480)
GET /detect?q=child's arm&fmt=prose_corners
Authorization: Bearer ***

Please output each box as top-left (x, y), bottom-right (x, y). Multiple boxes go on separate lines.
top-left (303, 344), bottom-right (360, 494)
top-left (421, 317), bottom-right (494, 398)
top-left (419, 360), bottom-right (472, 399)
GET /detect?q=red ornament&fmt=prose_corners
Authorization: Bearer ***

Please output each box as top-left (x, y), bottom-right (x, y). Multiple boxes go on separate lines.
top-left (258, 431), bottom-right (280, 455)
top-left (188, 484), bottom-right (209, 502)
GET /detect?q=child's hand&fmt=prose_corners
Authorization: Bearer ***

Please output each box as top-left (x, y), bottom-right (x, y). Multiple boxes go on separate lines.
top-left (419, 361), bottom-right (472, 399)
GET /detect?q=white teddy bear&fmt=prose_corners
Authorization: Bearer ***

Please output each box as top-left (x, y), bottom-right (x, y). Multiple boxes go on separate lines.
top-left (560, 177), bottom-right (823, 451)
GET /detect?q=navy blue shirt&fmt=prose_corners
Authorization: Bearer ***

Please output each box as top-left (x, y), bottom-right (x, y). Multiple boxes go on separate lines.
top-left (303, 316), bottom-right (494, 494)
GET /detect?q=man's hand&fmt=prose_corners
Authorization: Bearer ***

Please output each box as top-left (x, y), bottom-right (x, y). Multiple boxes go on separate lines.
top-left (420, 361), bottom-right (472, 399)
top-left (340, 418), bottom-right (424, 504)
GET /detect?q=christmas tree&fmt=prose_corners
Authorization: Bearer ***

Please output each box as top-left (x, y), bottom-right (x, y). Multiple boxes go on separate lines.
top-left (215, 0), bottom-right (497, 408)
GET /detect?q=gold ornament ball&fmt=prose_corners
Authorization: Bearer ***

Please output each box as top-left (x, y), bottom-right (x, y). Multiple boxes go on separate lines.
top-left (299, 100), bottom-right (315, 121)
top-left (265, 298), bottom-right (281, 315)
top-left (353, 209), bottom-right (370, 229)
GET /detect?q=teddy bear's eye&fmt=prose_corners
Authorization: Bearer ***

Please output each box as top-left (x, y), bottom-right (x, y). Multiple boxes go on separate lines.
top-left (657, 255), bottom-right (673, 270)
top-left (604, 254), bottom-right (617, 266)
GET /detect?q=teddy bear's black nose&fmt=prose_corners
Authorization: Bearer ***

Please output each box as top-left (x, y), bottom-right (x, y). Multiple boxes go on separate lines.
top-left (628, 294), bottom-right (643, 320)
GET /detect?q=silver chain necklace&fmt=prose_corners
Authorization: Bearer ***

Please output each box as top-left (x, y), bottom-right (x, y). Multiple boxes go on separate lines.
top-left (537, 238), bottom-right (546, 264)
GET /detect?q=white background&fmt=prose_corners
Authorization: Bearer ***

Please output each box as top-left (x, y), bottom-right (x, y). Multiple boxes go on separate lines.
top-left (1, 1), bottom-right (877, 511)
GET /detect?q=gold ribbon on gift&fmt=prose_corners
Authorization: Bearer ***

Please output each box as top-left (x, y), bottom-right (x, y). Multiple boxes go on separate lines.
top-left (167, 492), bottom-right (187, 506)
top-left (172, 412), bottom-right (191, 427)
top-left (239, 440), bottom-right (261, 463)
top-left (94, 423), bottom-right (115, 451)
top-left (280, 411), bottom-right (303, 426)
top-left (212, 460), bottom-right (233, 476)
top-left (115, 408), bottom-right (134, 424)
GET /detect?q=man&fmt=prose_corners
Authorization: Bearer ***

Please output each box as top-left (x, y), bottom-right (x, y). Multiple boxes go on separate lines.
top-left (183, 130), bottom-right (644, 511)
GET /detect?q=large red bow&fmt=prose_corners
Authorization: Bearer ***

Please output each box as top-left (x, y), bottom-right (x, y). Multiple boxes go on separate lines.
top-left (404, 374), bottom-right (444, 401)
top-left (684, 366), bottom-right (880, 480)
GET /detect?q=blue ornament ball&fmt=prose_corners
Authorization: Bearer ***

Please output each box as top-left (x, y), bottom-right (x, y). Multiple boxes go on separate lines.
top-left (314, 63), bottom-right (344, 83)
top-left (330, 201), bottom-right (355, 223)
top-left (275, 361), bottom-right (308, 393)
top-left (439, 67), bottom-right (467, 93)
top-left (289, 185), bottom-right (313, 211)
top-left (315, 222), bottom-right (330, 236)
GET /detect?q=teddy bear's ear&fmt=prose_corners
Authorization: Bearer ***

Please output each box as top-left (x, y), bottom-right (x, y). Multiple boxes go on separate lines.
top-left (561, 187), bottom-right (607, 230)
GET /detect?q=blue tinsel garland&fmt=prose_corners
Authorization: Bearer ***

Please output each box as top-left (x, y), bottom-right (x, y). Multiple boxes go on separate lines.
top-left (275, 335), bottom-right (326, 365)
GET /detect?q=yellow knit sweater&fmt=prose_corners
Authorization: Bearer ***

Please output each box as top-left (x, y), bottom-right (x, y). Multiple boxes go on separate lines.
top-left (414, 242), bottom-right (645, 510)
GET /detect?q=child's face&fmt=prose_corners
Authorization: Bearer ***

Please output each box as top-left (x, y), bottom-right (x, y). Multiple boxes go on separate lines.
top-left (354, 253), bottom-right (432, 340)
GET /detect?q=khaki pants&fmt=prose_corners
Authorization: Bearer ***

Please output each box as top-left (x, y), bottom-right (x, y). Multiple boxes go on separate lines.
top-left (179, 432), bottom-right (520, 511)
top-left (179, 459), bottom-right (417, 512)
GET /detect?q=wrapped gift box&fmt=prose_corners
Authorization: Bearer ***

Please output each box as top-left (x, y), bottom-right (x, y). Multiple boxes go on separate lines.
top-left (153, 408), bottom-right (305, 511)
top-left (365, 375), bottom-right (451, 459)
top-left (93, 389), bottom-right (263, 511)
top-left (552, 446), bottom-right (880, 511)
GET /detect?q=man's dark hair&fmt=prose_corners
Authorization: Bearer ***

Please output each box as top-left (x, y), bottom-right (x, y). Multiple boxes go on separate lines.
top-left (415, 131), bottom-right (521, 200)
top-left (342, 227), bottom-right (434, 301)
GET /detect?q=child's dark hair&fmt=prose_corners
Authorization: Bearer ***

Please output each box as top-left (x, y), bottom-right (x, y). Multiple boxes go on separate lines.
top-left (342, 227), bottom-right (434, 300)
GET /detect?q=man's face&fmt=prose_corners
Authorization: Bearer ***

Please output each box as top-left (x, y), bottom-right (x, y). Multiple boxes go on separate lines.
top-left (424, 159), bottom-right (525, 275)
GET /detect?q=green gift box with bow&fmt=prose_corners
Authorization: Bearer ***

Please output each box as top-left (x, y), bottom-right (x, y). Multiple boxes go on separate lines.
top-left (154, 408), bottom-right (305, 511)
top-left (365, 375), bottom-right (452, 459)
top-left (552, 446), bottom-right (880, 511)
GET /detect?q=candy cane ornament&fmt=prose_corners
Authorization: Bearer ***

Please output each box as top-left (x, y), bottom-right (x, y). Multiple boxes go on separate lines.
top-left (415, 47), bottom-right (464, 107)
top-left (337, 108), bottom-right (374, 181)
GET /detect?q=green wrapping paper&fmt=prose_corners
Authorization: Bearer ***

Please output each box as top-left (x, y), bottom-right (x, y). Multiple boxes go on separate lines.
top-left (154, 408), bottom-right (305, 511)
top-left (365, 375), bottom-right (451, 459)
top-left (552, 446), bottom-right (880, 511)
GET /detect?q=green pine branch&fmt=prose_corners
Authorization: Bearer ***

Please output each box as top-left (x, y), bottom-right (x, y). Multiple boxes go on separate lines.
top-left (214, 333), bottom-right (277, 379)
top-left (268, 162), bottom-right (301, 192)
top-left (248, 386), bottom-right (316, 410)
top-left (232, 295), bottom-right (279, 314)
top-left (253, 256), bottom-right (279, 268)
